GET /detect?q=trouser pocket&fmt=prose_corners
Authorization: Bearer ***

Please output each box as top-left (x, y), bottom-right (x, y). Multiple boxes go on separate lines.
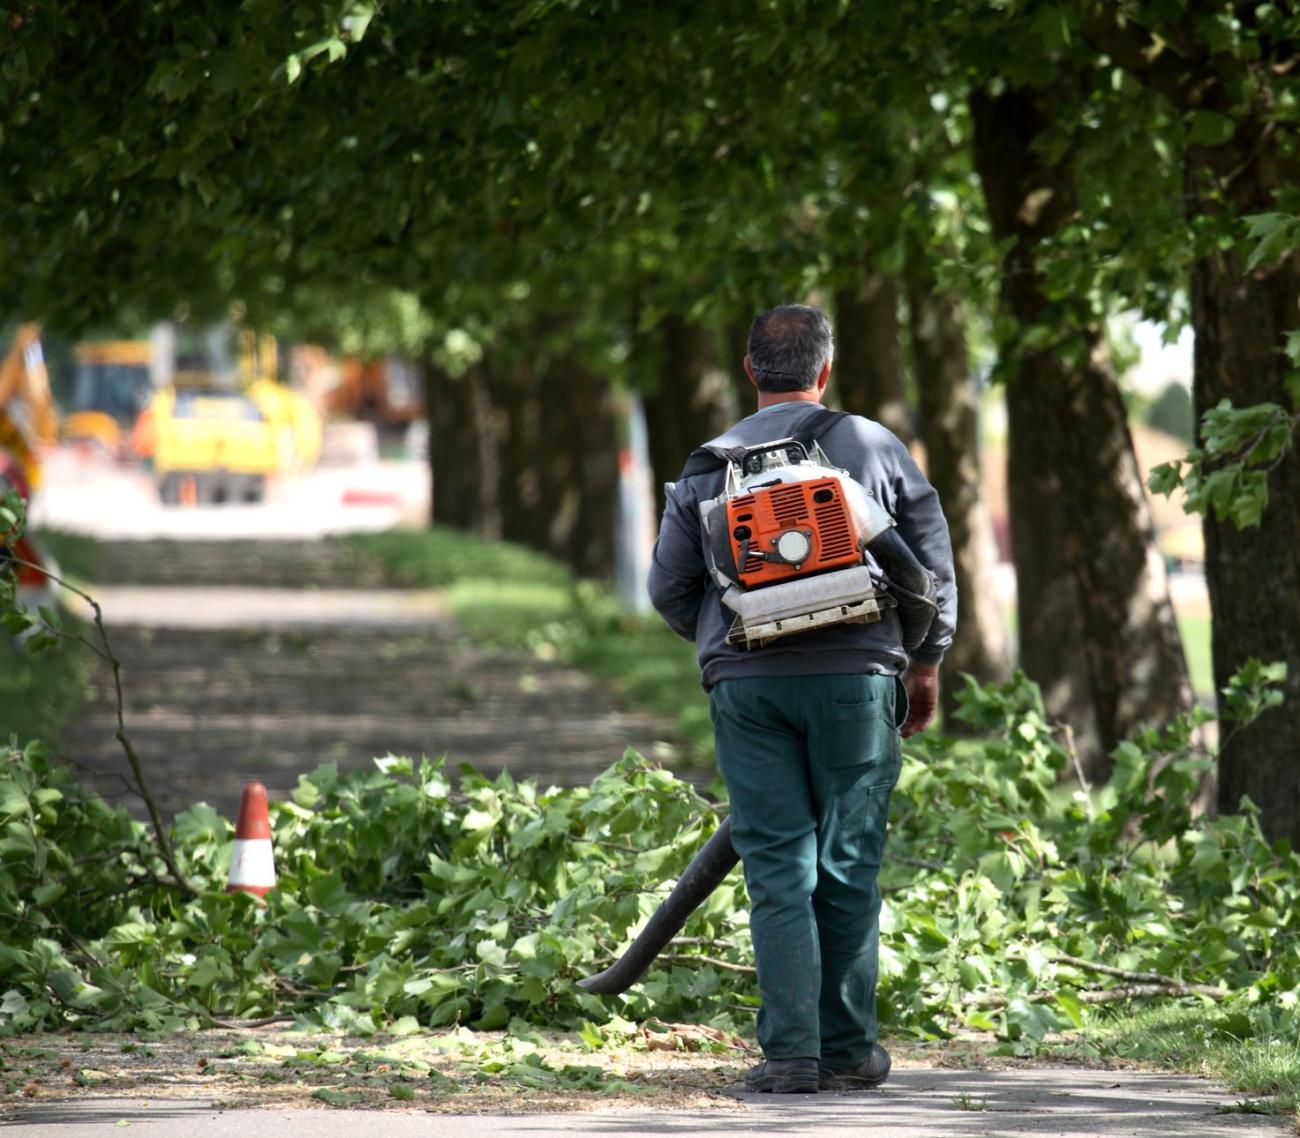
top-left (893, 674), bottom-right (910, 730)
top-left (811, 674), bottom-right (899, 776)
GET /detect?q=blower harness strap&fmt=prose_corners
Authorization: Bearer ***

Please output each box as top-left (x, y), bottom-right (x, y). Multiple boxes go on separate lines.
top-left (678, 409), bottom-right (851, 479)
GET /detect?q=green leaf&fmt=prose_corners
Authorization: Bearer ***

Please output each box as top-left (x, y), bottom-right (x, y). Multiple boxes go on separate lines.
top-left (1186, 110), bottom-right (1236, 146)
top-left (1054, 991), bottom-right (1085, 1029)
top-left (344, 6), bottom-right (375, 42)
top-left (0, 990), bottom-right (31, 1019)
top-left (1246, 220), bottom-right (1299, 271)
top-left (32, 882), bottom-right (64, 905)
top-left (1004, 997), bottom-right (1063, 1042)
top-left (306, 872), bottom-right (350, 911)
top-left (1147, 461), bottom-right (1184, 498)
top-left (105, 922), bottom-right (157, 947)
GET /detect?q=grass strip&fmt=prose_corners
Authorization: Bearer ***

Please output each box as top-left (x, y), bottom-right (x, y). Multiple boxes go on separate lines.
top-left (1074, 1004), bottom-right (1300, 1127)
top-left (39, 530), bottom-right (102, 585)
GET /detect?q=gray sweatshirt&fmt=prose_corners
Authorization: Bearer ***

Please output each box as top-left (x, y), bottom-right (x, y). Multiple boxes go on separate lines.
top-left (647, 401), bottom-right (957, 690)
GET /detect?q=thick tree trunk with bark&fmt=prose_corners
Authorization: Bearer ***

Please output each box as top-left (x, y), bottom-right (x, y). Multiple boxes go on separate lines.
top-left (904, 245), bottom-right (1011, 724)
top-left (425, 358), bottom-right (501, 537)
top-left (643, 315), bottom-right (735, 508)
top-left (556, 354), bottom-right (621, 578)
top-left (834, 270), bottom-right (913, 443)
top-left (488, 354), bottom-right (547, 553)
top-left (1078, 0), bottom-right (1300, 840)
top-left (971, 84), bottom-right (1191, 777)
top-left (487, 342), bottom-right (620, 578)
top-left (1187, 146), bottom-right (1300, 840)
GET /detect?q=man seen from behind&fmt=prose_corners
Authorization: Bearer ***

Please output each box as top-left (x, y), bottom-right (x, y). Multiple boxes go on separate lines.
top-left (647, 303), bottom-right (957, 1094)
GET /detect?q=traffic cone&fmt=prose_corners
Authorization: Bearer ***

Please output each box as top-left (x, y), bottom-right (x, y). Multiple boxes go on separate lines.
top-left (227, 782), bottom-right (277, 898)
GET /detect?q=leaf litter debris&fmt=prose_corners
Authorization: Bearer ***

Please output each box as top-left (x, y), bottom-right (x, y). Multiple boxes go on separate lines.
top-left (1, 1027), bottom-right (754, 1114)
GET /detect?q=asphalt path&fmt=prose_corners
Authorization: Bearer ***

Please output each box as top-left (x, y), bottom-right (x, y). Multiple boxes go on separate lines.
top-left (56, 584), bottom-right (676, 822)
top-left (9, 1068), bottom-right (1288, 1136)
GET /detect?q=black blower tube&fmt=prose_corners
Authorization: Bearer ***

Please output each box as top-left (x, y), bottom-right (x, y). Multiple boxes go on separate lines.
top-left (865, 528), bottom-right (939, 651)
top-left (577, 532), bottom-right (937, 996)
top-left (577, 815), bottom-right (740, 995)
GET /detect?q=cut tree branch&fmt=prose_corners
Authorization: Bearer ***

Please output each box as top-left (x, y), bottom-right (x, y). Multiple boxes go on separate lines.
top-left (1077, 982), bottom-right (1230, 1003)
top-left (4, 553), bottom-right (196, 895)
top-left (1078, 4), bottom-right (1215, 114)
top-left (968, 975), bottom-right (1231, 1011)
top-left (891, 853), bottom-right (946, 872)
top-left (204, 1013), bottom-right (298, 1029)
top-left (660, 954), bottom-right (756, 976)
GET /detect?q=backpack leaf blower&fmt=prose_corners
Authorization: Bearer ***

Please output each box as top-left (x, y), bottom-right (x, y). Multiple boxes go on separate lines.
top-left (699, 436), bottom-right (939, 650)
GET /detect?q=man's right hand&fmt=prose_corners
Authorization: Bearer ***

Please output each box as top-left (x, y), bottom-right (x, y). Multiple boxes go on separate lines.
top-left (901, 661), bottom-right (939, 738)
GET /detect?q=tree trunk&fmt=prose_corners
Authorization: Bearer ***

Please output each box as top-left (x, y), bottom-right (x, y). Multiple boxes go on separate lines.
top-left (1187, 142), bottom-right (1300, 841)
top-left (487, 339), bottom-right (619, 578)
top-left (558, 355), bottom-right (621, 577)
top-left (643, 314), bottom-right (734, 509)
top-left (904, 243), bottom-right (1011, 724)
top-left (970, 83), bottom-right (1191, 777)
top-left (834, 269), bottom-right (913, 443)
top-left (723, 315), bottom-right (755, 414)
top-left (425, 357), bottom-right (500, 536)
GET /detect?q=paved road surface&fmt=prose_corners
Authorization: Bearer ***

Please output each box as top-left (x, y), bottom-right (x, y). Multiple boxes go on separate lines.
top-left (8, 1068), bottom-right (1288, 1136)
top-left (58, 585), bottom-right (679, 823)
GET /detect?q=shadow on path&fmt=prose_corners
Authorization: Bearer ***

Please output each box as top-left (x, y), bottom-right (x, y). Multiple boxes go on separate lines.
top-left (53, 542), bottom-right (684, 823)
top-left (9, 1068), bottom-right (1288, 1137)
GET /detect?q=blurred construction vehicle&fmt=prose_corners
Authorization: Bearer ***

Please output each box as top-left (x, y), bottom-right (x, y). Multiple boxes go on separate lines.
top-left (0, 324), bottom-right (59, 612)
top-left (326, 357), bottom-right (424, 439)
top-left (140, 325), bottom-right (321, 505)
top-left (61, 339), bottom-right (153, 456)
top-left (0, 324), bottom-right (58, 491)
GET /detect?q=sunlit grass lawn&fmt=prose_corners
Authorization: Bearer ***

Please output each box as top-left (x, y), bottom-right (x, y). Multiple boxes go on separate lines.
top-left (1175, 609), bottom-right (1212, 702)
top-left (1071, 1004), bottom-right (1300, 1125)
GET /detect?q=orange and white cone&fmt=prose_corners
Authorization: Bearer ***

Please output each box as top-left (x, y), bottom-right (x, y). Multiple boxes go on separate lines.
top-left (226, 782), bottom-right (277, 898)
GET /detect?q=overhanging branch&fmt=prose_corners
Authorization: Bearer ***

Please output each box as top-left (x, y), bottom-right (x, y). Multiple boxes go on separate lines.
top-left (1078, 4), bottom-right (1213, 113)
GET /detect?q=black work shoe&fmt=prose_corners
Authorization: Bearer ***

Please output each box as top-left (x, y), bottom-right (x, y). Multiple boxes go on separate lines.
top-left (819, 1043), bottom-right (891, 1090)
top-left (743, 1057), bottom-right (820, 1094)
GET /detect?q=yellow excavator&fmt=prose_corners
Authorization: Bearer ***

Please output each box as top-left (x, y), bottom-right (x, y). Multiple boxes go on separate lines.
top-left (0, 324), bottom-right (59, 612)
top-left (3, 321), bottom-right (321, 508)
top-left (0, 324), bottom-right (58, 490)
top-left (61, 339), bottom-right (154, 456)
top-left (137, 326), bottom-right (320, 505)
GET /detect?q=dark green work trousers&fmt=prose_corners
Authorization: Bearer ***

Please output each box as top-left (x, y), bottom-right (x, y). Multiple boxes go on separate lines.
top-left (710, 673), bottom-right (902, 1067)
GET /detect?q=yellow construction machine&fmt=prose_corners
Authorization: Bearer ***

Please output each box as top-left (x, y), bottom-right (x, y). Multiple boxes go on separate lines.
top-left (139, 326), bottom-right (320, 505)
top-left (0, 324), bottom-right (59, 611)
top-left (61, 339), bottom-right (154, 456)
top-left (0, 324), bottom-right (57, 491)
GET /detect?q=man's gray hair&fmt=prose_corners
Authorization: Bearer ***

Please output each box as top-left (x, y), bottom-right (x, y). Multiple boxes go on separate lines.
top-left (747, 304), bottom-right (835, 393)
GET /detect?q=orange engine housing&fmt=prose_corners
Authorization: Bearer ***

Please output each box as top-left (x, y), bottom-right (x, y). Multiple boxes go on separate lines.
top-left (725, 477), bottom-right (863, 587)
